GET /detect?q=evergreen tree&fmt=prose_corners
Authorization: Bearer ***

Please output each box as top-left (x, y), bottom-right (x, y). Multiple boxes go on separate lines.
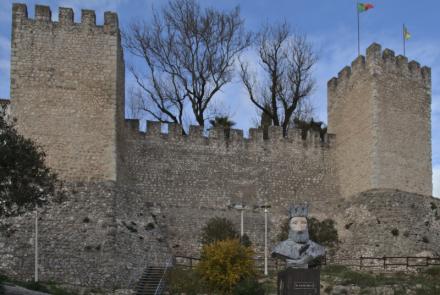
top-left (209, 116), bottom-right (236, 129)
top-left (0, 116), bottom-right (57, 217)
top-left (200, 217), bottom-right (239, 245)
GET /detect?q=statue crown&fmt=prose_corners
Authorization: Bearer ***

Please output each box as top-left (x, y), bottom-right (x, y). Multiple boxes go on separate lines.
top-left (289, 203), bottom-right (309, 218)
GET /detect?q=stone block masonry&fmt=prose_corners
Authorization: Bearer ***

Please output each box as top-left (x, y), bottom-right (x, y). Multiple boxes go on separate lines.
top-left (0, 182), bottom-right (171, 289)
top-left (10, 4), bottom-right (125, 182)
top-left (2, 2), bottom-right (436, 291)
top-left (328, 43), bottom-right (432, 198)
top-left (336, 189), bottom-right (440, 260)
top-left (119, 120), bottom-right (340, 256)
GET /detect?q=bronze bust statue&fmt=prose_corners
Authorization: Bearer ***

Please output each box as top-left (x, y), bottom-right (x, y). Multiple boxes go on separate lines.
top-left (272, 204), bottom-right (325, 268)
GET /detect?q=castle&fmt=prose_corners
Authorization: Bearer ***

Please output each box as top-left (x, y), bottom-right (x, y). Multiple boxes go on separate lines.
top-left (1, 3), bottom-right (439, 291)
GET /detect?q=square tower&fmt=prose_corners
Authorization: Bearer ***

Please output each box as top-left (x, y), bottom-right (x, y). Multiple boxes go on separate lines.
top-left (10, 4), bottom-right (125, 181)
top-left (328, 43), bottom-right (432, 198)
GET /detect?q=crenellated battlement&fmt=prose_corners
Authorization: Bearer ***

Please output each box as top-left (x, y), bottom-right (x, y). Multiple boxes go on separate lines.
top-left (328, 42), bottom-right (432, 198)
top-left (328, 43), bottom-right (431, 92)
top-left (123, 119), bottom-right (333, 149)
top-left (4, 2), bottom-right (435, 288)
top-left (11, 3), bottom-right (124, 182)
top-left (12, 3), bottom-right (119, 34)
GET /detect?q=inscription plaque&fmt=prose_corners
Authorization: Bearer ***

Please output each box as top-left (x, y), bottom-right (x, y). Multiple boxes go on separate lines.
top-left (278, 268), bottom-right (320, 295)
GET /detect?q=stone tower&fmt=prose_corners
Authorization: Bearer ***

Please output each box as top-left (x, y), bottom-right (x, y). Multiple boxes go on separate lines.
top-left (10, 4), bottom-right (125, 181)
top-left (328, 43), bottom-right (432, 198)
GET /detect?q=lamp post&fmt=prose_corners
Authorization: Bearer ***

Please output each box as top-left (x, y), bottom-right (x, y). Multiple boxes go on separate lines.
top-left (34, 207), bottom-right (39, 282)
top-left (260, 204), bottom-right (271, 276)
top-left (233, 204), bottom-right (245, 237)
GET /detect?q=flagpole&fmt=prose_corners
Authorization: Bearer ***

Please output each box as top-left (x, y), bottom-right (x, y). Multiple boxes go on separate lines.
top-left (357, 1), bottom-right (360, 56)
top-left (403, 24), bottom-right (406, 57)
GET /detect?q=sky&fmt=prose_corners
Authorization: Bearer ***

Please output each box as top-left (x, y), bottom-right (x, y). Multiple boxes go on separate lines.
top-left (0, 0), bottom-right (439, 197)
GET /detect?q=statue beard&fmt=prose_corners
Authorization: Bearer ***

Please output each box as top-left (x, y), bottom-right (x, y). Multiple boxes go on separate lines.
top-left (288, 229), bottom-right (310, 244)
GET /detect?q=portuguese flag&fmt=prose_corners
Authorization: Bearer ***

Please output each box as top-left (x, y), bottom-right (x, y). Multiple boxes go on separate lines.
top-left (358, 3), bottom-right (374, 13)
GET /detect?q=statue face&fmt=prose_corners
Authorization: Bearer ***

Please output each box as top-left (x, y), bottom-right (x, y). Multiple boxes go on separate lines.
top-left (290, 216), bottom-right (307, 232)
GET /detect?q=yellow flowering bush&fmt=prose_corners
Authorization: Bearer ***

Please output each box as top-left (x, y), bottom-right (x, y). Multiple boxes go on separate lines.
top-left (196, 239), bottom-right (257, 294)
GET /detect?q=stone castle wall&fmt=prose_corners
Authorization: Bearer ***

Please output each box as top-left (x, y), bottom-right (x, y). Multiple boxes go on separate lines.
top-left (328, 43), bottom-right (432, 198)
top-left (1, 2), bottom-right (436, 291)
top-left (335, 189), bottom-right (440, 260)
top-left (0, 182), bottom-right (171, 289)
top-left (9, 4), bottom-right (124, 182)
top-left (119, 121), bottom-right (340, 256)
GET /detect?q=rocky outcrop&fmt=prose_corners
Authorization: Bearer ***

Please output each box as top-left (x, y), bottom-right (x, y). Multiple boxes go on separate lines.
top-left (334, 189), bottom-right (440, 260)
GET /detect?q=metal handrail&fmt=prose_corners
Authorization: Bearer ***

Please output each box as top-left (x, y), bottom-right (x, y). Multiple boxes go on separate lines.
top-left (358, 256), bottom-right (440, 269)
top-left (128, 257), bottom-right (150, 290)
top-left (154, 256), bottom-right (174, 295)
top-left (174, 255), bottom-right (440, 271)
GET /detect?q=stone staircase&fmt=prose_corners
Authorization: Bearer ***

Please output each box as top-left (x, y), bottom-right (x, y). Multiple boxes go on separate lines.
top-left (135, 266), bottom-right (167, 295)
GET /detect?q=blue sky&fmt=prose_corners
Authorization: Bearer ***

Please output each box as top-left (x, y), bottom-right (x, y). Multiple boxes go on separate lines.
top-left (0, 0), bottom-right (439, 197)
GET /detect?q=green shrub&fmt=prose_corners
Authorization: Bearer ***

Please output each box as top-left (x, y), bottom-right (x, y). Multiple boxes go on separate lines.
top-left (0, 274), bottom-right (6, 294)
top-left (240, 233), bottom-right (252, 247)
top-left (233, 277), bottom-right (265, 295)
top-left (277, 218), bottom-right (290, 241)
top-left (391, 228), bottom-right (399, 236)
top-left (322, 266), bottom-right (414, 289)
top-left (200, 217), bottom-right (239, 245)
top-left (0, 274), bottom-right (77, 295)
top-left (321, 266), bottom-right (440, 294)
top-left (423, 266), bottom-right (440, 277)
top-left (168, 267), bottom-right (206, 295)
top-left (47, 284), bottom-right (78, 295)
top-left (324, 285), bottom-right (333, 294)
top-left (0, 273), bottom-right (7, 283)
top-left (308, 218), bottom-right (339, 248)
top-left (197, 239), bottom-right (256, 294)
top-left (21, 281), bottom-right (51, 292)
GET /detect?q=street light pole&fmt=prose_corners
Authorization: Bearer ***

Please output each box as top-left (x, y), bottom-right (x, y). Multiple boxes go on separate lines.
top-left (264, 207), bottom-right (268, 276)
top-left (240, 208), bottom-right (244, 237)
top-left (233, 204), bottom-right (245, 237)
top-left (261, 204), bottom-right (271, 276)
top-left (34, 207), bottom-right (38, 282)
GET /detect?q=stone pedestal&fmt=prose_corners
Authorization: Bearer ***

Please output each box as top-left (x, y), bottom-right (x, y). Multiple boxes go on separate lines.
top-left (277, 268), bottom-right (320, 295)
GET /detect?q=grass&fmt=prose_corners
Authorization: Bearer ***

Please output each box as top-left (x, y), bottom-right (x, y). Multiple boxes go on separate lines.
top-left (3, 266), bottom-right (440, 294)
top-left (321, 265), bottom-right (440, 294)
top-left (0, 273), bottom-right (78, 295)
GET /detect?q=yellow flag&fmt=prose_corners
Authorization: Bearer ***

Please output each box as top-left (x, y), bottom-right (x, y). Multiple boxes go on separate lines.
top-left (404, 26), bottom-right (411, 40)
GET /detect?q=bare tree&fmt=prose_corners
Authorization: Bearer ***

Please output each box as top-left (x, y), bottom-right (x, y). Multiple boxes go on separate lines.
top-left (124, 0), bottom-right (251, 133)
top-left (240, 23), bottom-right (317, 137)
top-left (126, 87), bottom-right (144, 119)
